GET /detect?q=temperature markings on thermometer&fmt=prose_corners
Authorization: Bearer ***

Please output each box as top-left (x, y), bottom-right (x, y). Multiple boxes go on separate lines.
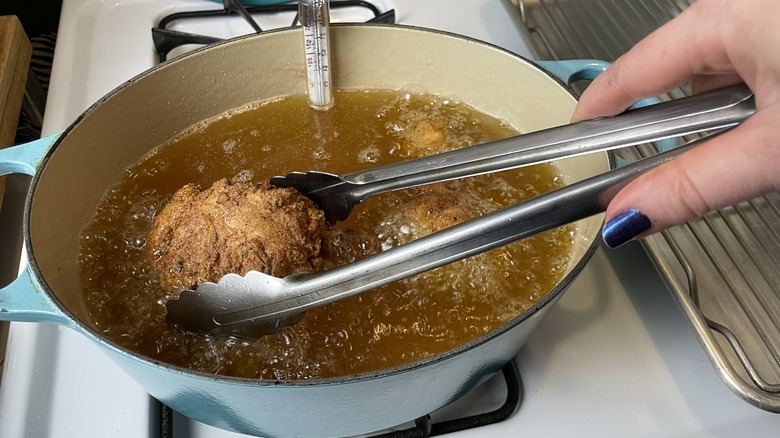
top-left (300, 0), bottom-right (333, 109)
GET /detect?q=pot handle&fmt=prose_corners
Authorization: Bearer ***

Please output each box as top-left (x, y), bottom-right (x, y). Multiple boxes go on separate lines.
top-left (534, 59), bottom-right (610, 84)
top-left (0, 267), bottom-right (70, 325)
top-left (534, 59), bottom-right (678, 153)
top-left (0, 132), bottom-right (60, 177)
top-left (0, 131), bottom-right (72, 326)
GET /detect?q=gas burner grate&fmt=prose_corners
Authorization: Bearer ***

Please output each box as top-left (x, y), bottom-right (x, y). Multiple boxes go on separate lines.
top-left (371, 361), bottom-right (523, 437)
top-left (155, 360), bottom-right (523, 437)
top-left (152, 0), bottom-right (395, 62)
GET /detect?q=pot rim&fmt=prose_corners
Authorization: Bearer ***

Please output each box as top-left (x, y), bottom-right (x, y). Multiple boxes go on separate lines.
top-left (23, 23), bottom-right (605, 387)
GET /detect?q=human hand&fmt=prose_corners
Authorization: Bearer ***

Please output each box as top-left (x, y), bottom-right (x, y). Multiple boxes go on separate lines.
top-left (572, 0), bottom-right (780, 248)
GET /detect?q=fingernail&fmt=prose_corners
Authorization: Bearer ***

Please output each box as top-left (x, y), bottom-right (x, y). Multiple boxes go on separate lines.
top-left (602, 209), bottom-right (652, 248)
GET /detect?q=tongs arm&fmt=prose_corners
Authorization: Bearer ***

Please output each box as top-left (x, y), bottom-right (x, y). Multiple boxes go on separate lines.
top-left (346, 84), bottom-right (753, 187)
top-left (273, 84), bottom-right (755, 224)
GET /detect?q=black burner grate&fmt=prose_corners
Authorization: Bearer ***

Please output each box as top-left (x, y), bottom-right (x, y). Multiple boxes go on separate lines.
top-left (151, 0), bottom-right (395, 62)
top-left (156, 360), bottom-right (523, 437)
top-left (371, 361), bottom-right (524, 437)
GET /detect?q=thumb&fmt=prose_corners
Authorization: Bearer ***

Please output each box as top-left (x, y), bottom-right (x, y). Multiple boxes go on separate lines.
top-left (601, 114), bottom-right (780, 248)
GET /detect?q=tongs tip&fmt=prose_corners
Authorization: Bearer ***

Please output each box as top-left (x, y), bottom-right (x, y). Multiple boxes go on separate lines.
top-left (165, 271), bottom-right (303, 340)
top-left (270, 171), bottom-right (353, 225)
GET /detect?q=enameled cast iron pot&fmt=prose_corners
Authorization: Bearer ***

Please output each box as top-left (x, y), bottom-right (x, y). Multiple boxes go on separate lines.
top-left (0, 25), bottom-right (611, 437)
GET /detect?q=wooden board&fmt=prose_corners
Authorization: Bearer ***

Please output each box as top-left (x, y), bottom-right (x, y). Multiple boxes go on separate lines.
top-left (0, 15), bottom-right (32, 206)
top-left (0, 15), bottom-right (31, 382)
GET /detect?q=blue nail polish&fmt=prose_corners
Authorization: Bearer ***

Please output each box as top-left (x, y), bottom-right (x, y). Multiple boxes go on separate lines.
top-left (603, 209), bottom-right (651, 248)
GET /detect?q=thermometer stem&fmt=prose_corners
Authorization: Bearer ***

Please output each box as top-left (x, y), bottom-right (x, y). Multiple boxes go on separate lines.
top-left (299, 0), bottom-right (333, 109)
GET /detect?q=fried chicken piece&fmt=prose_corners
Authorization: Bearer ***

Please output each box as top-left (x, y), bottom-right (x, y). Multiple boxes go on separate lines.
top-left (392, 182), bottom-right (514, 298)
top-left (401, 119), bottom-right (450, 157)
top-left (401, 183), bottom-right (483, 237)
top-left (147, 178), bottom-right (326, 291)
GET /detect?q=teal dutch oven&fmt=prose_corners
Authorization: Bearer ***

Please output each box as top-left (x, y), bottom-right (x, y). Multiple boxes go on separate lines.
top-left (0, 25), bottom-right (611, 437)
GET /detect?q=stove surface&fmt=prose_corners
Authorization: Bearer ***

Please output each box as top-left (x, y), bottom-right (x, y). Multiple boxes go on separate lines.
top-left (2, 1), bottom-right (780, 437)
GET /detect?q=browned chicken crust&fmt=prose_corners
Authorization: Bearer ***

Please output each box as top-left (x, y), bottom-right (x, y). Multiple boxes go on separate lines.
top-left (147, 178), bottom-right (326, 291)
top-left (401, 119), bottom-right (450, 157)
top-left (402, 183), bottom-right (482, 235)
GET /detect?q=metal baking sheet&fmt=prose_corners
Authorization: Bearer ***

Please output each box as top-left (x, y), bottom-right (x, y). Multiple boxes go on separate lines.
top-left (507, 0), bottom-right (780, 412)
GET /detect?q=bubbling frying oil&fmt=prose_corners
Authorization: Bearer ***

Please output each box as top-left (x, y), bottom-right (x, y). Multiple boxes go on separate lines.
top-left (79, 89), bottom-right (574, 379)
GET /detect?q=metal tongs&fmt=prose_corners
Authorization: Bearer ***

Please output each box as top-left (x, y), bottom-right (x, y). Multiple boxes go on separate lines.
top-left (165, 85), bottom-right (755, 339)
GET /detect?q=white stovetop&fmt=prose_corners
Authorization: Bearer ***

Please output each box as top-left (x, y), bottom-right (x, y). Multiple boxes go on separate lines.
top-left (2, 0), bottom-right (780, 437)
